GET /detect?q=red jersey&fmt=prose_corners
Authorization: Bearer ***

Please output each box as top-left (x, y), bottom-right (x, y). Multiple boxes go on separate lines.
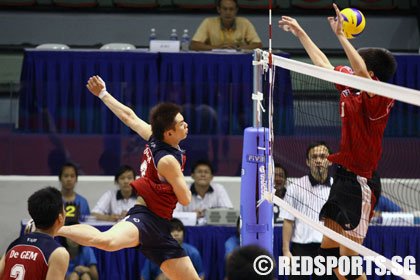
top-left (131, 137), bottom-right (186, 220)
top-left (2, 232), bottom-right (62, 280)
top-left (327, 66), bottom-right (394, 178)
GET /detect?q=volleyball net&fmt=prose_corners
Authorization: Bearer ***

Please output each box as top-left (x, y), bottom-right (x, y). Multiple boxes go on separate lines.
top-left (253, 49), bottom-right (420, 279)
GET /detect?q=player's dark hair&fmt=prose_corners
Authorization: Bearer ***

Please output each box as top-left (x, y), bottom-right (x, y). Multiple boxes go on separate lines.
top-left (191, 159), bottom-right (214, 174)
top-left (306, 141), bottom-right (331, 160)
top-left (59, 162), bottom-right (78, 181)
top-left (226, 245), bottom-right (275, 280)
top-left (357, 48), bottom-right (397, 82)
top-left (150, 103), bottom-right (182, 142)
top-left (217, 0), bottom-right (238, 7)
top-left (274, 163), bottom-right (288, 180)
top-left (28, 186), bottom-right (63, 230)
top-left (114, 164), bottom-right (135, 183)
top-left (170, 218), bottom-right (185, 233)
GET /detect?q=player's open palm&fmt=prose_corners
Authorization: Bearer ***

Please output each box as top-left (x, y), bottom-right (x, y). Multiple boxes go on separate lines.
top-left (328, 3), bottom-right (345, 37)
top-left (278, 16), bottom-right (302, 37)
top-left (86, 75), bottom-right (106, 97)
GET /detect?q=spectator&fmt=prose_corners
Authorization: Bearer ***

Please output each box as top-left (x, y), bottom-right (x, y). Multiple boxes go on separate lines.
top-left (224, 217), bottom-right (240, 261)
top-left (280, 142), bottom-right (336, 280)
top-left (0, 187), bottom-right (69, 280)
top-left (226, 244), bottom-right (275, 280)
top-left (59, 222), bottom-right (98, 280)
top-left (273, 163), bottom-right (288, 224)
top-left (141, 218), bottom-right (205, 280)
top-left (91, 165), bottom-right (137, 222)
top-left (190, 0), bottom-right (262, 51)
top-left (60, 163), bottom-right (90, 222)
top-left (175, 159), bottom-right (233, 224)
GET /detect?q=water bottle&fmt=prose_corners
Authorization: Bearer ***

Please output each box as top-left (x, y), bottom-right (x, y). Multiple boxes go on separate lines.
top-left (181, 29), bottom-right (190, 52)
top-left (149, 28), bottom-right (157, 41)
top-left (170, 29), bottom-right (178, 41)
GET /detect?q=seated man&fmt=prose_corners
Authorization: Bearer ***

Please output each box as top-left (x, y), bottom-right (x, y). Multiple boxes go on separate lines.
top-left (141, 218), bottom-right (205, 280)
top-left (175, 159), bottom-right (233, 223)
top-left (190, 0), bottom-right (262, 51)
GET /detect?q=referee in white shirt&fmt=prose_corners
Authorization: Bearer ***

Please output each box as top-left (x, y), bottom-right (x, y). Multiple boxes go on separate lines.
top-left (280, 141), bottom-right (337, 280)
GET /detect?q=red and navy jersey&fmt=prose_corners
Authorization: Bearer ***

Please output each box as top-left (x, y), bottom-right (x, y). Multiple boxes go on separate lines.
top-left (327, 66), bottom-right (394, 178)
top-left (131, 136), bottom-right (186, 220)
top-left (2, 232), bottom-right (62, 280)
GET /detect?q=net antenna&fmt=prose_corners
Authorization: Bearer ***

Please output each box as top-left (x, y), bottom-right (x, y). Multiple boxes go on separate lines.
top-left (265, 50), bottom-right (420, 280)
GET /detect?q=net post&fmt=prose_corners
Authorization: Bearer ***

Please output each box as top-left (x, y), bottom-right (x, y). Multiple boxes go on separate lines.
top-left (240, 49), bottom-right (273, 255)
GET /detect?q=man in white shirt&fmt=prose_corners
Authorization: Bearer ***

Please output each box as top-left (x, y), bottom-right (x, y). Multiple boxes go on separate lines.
top-left (280, 141), bottom-right (336, 280)
top-left (175, 159), bottom-right (233, 223)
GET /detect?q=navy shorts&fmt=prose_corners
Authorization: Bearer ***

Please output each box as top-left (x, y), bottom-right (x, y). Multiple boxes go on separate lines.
top-left (124, 205), bottom-right (187, 266)
top-left (319, 166), bottom-right (381, 238)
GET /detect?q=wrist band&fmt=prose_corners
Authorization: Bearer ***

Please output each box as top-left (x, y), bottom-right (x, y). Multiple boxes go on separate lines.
top-left (98, 89), bottom-right (109, 99)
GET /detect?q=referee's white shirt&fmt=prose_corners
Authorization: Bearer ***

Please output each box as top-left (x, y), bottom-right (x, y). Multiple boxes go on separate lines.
top-left (92, 189), bottom-right (137, 215)
top-left (174, 183), bottom-right (233, 212)
top-left (279, 174), bottom-right (332, 244)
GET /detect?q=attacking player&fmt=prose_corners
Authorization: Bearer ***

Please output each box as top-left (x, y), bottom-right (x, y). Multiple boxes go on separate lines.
top-left (0, 187), bottom-right (69, 280)
top-left (56, 76), bottom-right (200, 280)
top-left (279, 4), bottom-right (397, 280)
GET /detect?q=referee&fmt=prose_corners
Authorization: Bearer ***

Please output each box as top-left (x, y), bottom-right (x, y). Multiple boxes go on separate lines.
top-left (280, 141), bottom-right (337, 280)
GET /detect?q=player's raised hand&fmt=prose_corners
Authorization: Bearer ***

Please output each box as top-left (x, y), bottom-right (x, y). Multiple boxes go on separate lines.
top-left (86, 75), bottom-right (106, 97)
top-left (328, 3), bottom-right (345, 37)
top-left (278, 16), bottom-right (303, 37)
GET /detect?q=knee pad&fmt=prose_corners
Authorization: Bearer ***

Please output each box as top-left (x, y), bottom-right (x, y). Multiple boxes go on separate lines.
top-left (344, 256), bottom-right (364, 280)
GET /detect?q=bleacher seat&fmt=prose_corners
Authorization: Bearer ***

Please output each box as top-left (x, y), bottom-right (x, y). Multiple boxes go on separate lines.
top-left (0, 0), bottom-right (35, 6)
top-left (349, 0), bottom-right (396, 10)
top-left (113, 0), bottom-right (158, 7)
top-left (238, 0), bottom-right (277, 9)
top-left (172, 0), bottom-right (216, 9)
top-left (100, 43), bottom-right (136, 50)
top-left (53, 0), bottom-right (97, 7)
top-left (35, 43), bottom-right (70, 50)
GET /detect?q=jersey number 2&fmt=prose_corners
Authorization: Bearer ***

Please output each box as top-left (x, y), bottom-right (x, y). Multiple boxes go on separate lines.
top-left (10, 264), bottom-right (25, 280)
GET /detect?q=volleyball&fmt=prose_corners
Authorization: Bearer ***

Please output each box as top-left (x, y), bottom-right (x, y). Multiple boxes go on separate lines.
top-left (340, 8), bottom-right (366, 39)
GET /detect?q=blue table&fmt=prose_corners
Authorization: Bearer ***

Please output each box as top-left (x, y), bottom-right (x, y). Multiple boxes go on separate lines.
top-left (73, 225), bottom-right (420, 280)
top-left (18, 49), bottom-right (293, 136)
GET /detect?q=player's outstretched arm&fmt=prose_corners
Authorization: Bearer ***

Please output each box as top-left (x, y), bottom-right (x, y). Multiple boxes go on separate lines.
top-left (329, 4), bottom-right (370, 82)
top-left (157, 155), bottom-right (191, 206)
top-left (46, 247), bottom-right (69, 280)
top-left (86, 75), bottom-right (152, 140)
top-left (279, 16), bottom-right (333, 69)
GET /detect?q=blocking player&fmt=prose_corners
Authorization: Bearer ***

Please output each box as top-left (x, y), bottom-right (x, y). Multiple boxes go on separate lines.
top-left (279, 4), bottom-right (397, 280)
